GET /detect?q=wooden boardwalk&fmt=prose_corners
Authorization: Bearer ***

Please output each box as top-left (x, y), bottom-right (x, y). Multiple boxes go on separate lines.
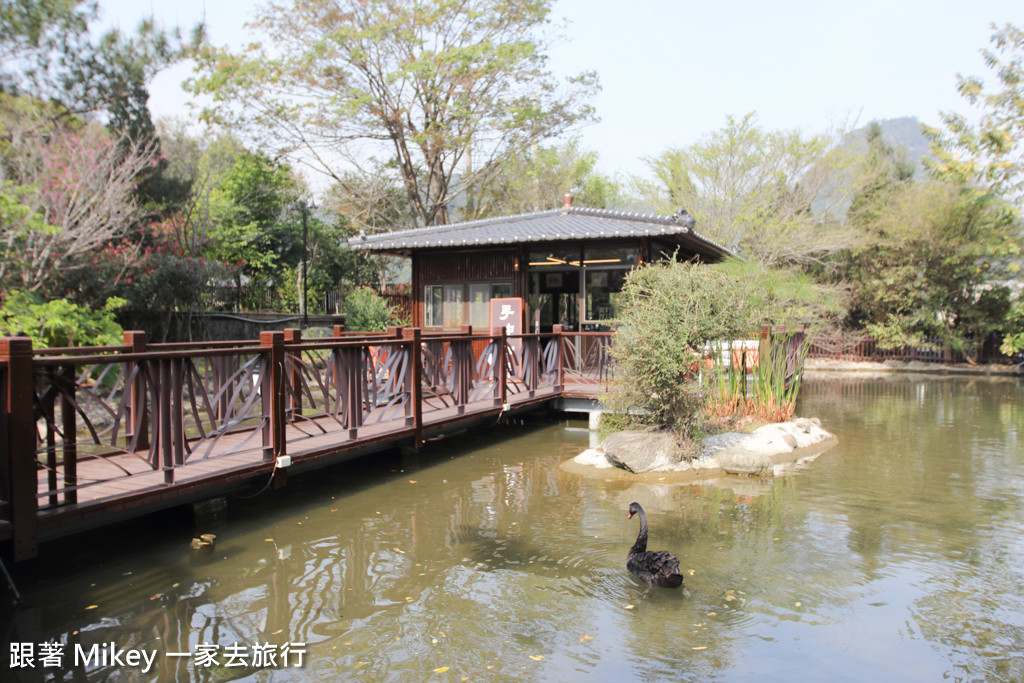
top-left (2, 327), bottom-right (611, 559)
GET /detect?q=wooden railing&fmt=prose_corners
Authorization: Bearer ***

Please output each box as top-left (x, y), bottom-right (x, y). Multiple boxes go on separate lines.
top-left (807, 334), bottom-right (973, 364)
top-left (0, 326), bottom-right (612, 560)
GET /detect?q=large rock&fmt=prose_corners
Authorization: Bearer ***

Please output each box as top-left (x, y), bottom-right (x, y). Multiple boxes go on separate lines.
top-left (600, 431), bottom-right (685, 473)
top-left (716, 449), bottom-right (774, 475)
top-left (714, 418), bottom-right (832, 475)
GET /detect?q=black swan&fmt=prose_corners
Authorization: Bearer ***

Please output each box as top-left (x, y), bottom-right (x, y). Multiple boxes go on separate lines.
top-left (626, 502), bottom-right (690, 598)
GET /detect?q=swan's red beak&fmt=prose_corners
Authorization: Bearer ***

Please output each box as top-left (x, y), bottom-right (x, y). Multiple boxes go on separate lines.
top-left (627, 511), bottom-right (633, 519)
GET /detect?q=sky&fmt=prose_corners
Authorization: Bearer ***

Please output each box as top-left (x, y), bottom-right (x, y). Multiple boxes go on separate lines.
top-left (99, 0), bottom-right (1021, 187)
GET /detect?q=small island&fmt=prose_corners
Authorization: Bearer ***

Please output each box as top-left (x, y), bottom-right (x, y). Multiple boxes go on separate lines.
top-left (565, 418), bottom-right (837, 482)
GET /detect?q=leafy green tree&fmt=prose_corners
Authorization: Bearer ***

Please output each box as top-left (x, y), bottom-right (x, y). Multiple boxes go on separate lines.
top-left (922, 23), bottom-right (1024, 203)
top-left (636, 113), bottom-right (862, 267)
top-left (1, 0), bottom-right (195, 138)
top-left (843, 179), bottom-right (1017, 361)
top-left (465, 137), bottom-right (620, 218)
top-left (189, 0), bottom-right (598, 226)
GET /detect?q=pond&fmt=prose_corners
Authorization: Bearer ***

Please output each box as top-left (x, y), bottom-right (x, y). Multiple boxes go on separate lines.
top-left (4, 374), bottom-right (1023, 681)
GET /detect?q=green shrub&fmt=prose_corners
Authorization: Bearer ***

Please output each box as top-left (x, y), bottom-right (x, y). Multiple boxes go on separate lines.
top-left (343, 286), bottom-right (398, 332)
top-left (605, 258), bottom-right (840, 440)
top-left (0, 290), bottom-right (125, 348)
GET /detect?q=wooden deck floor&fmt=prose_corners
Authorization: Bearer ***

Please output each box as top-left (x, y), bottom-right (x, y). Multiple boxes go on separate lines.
top-left (29, 382), bottom-right (573, 540)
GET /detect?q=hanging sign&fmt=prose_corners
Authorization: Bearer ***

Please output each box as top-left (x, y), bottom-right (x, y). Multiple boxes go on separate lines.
top-left (490, 297), bottom-right (523, 350)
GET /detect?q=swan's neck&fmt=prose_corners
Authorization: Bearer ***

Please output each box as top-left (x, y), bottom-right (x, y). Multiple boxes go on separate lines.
top-left (630, 511), bottom-right (648, 555)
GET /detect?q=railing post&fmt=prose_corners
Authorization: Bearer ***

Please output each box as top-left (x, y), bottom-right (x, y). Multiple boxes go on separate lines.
top-left (2, 337), bottom-right (38, 560)
top-left (124, 331), bottom-right (148, 451)
top-left (333, 324), bottom-right (345, 337)
top-left (58, 363), bottom-right (77, 505)
top-left (402, 327), bottom-right (423, 448)
top-left (497, 327), bottom-right (508, 408)
top-left (283, 328), bottom-right (302, 419)
top-left (553, 325), bottom-right (564, 393)
top-left (260, 332), bottom-right (286, 462)
top-left (455, 325), bottom-right (473, 412)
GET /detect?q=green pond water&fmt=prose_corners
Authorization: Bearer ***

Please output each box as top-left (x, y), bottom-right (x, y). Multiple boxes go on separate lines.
top-left (3, 374), bottom-right (1024, 681)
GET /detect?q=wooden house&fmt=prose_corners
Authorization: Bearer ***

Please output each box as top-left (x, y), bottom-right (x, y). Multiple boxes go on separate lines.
top-left (347, 199), bottom-right (732, 333)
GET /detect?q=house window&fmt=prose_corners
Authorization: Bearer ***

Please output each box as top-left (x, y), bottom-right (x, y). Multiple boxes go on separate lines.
top-left (425, 282), bottom-right (512, 329)
top-left (443, 284), bottom-right (463, 327)
top-left (425, 285), bottom-right (444, 327)
top-left (585, 269), bottom-right (627, 321)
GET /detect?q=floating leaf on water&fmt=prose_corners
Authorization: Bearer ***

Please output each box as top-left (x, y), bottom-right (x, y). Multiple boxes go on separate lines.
top-left (264, 538), bottom-right (274, 542)
top-left (438, 631), bottom-right (446, 637)
top-left (405, 597), bottom-right (413, 602)
top-left (433, 666), bottom-right (449, 673)
top-left (725, 595), bottom-right (736, 601)
top-left (487, 665), bottom-right (494, 670)
top-left (693, 646), bottom-right (708, 651)
top-left (579, 635), bottom-right (594, 642)
top-left (409, 480), bottom-right (417, 484)
top-left (623, 604), bottom-right (635, 610)
top-left (345, 642), bottom-right (354, 646)
top-left (85, 605), bottom-right (98, 610)
top-left (795, 601), bottom-right (802, 607)
top-left (707, 612), bottom-right (717, 616)
top-left (149, 593), bottom-right (163, 600)
top-left (688, 569), bottom-right (696, 576)
top-left (330, 508), bottom-right (337, 512)
top-left (172, 583), bottom-right (179, 588)
top-left (529, 655), bottom-right (543, 661)
top-left (394, 547), bottom-right (405, 554)
top-left (432, 639), bottom-right (438, 644)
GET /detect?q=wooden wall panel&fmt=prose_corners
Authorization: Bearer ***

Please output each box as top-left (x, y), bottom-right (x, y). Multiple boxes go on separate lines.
top-left (418, 251), bottom-right (515, 283)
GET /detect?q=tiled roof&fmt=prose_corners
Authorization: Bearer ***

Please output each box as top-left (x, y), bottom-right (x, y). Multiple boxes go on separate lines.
top-left (347, 206), bottom-right (732, 260)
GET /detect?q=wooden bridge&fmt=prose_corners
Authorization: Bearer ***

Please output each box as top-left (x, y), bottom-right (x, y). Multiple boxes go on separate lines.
top-left (0, 326), bottom-right (613, 560)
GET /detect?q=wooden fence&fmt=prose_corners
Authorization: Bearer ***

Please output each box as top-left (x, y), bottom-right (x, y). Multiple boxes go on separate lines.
top-left (0, 326), bottom-right (612, 560)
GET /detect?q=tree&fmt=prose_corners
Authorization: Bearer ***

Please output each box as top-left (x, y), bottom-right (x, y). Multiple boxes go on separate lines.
top-left (0, 95), bottom-right (159, 293)
top-left (465, 137), bottom-right (621, 218)
top-left (1, 0), bottom-right (196, 138)
top-left (636, 113), bottom-right (863, 268)
top-left (842, 177), bottom-right (1017, 361)
top-left (189, 0), bottom-right (598, 226)
top-left (922, 23), bottom-right (1024, 204)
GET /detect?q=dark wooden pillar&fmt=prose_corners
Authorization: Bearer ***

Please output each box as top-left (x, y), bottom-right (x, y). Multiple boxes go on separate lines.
top-left (260, 332), bottom-right (286, 461)
top-left (2, 337), bottom-right (38, 560)
top-left (283, 328), bottom-right (302, 418)
top-left (402, 327), bottom-right (423, 448)
top-left (124, 331), bottom-right (149, 451)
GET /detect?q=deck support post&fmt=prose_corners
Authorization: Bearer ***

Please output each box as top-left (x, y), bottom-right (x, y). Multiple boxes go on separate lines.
top-left (2, 337), bottom-right (38, 561)
top-left (497, 327), bottom-right (508, 409)
top-left (58, 364), bottom-right (77, 505)
top-left (124, 331), bottom-right (149, 451)
top-left (553, 325), bottom-right (564, 393)
top-left (283, 328), bottom-right (302, 419)
top-left (403, 328), bottom-right (423, 448)
top-left (260, 332), bottom-right (286, 462)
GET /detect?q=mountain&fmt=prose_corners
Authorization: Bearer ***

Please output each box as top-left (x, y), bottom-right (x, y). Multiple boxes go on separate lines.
top-left (853, 116), bottom-right (933, 175)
